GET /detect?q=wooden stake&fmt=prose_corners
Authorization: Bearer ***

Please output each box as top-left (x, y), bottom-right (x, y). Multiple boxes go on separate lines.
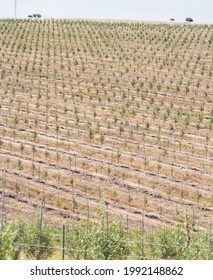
top-left (37, 201), bottom-right (43, 259)
top-left (141, 210), bottom-right (145, 260)
top-left (62, 224), bottom-right (65, 260)
top-left (208, 222), bottom-right (212, 260)
top-left (0, 169), bottom-right (6, 237)
top-left (185, 205), bottom-right (190, 248)
top-left (126, 214), bottom-right (129, 236)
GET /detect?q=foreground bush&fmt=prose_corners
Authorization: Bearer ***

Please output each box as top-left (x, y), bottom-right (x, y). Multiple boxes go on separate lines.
top-left (66, 217), bottom-right (130, 260)
top-left (15, 220), bottom-right (54, 260)
top-left (1, 219), bottom-right (213, 260)
top-left (133, 227), bottom-right (212, 260)
top-left (0, 225), bottom-right (19, 260)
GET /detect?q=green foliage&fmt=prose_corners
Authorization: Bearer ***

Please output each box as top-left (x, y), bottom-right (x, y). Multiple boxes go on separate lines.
top-left (95, 217), bottom-right (130, 260)
top-left (15, 220), bottom-right (54, 260)
top-left (1, 219), bottom-right (213, 260)
top-left (66, 221), bottom-right (96, 259)
top-left (0, 225), bottom-right (19, 260)
top-left (146, 227), bottom-right (189, 259)
top-left (66, 217), bottom-right (130, 260)
top-left (132, 227), bottom-right (213, 260)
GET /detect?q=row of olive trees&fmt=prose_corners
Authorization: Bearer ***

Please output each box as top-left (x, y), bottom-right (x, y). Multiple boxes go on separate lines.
top-left (1, 216), bottom-right (213, 260)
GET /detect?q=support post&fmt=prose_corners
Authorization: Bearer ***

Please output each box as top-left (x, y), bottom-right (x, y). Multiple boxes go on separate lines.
top-left (0, 170), bottom-right (6, 238)
top-left (208, 222), bottom-right (212, 260)
top-left (62, 224), bottom-right (65, 260)
top-left (37, 201), bottom-right (43, 259)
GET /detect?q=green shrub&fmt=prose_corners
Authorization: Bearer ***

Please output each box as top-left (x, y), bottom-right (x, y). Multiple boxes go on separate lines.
top-left (66, 217), bottom-right (130, 260)
top-left (16, 220), bottom-right (54, 260)
top-left (94, 218), bottom-right (130, 260)
top-left (0, 225), bottom-right (19, 260)
top-left (146, 227), bottom-right (189, 259)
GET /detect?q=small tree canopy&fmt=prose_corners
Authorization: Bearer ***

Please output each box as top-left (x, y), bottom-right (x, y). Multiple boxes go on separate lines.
top-left (186, 17), bottom-right (193, 23)
top-left (32, 14), bottom-right (42, 19)
top-left (170, 18), bottom-right (175, 22)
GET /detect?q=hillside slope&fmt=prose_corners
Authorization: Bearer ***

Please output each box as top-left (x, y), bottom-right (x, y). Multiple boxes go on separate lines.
top-left (0, 19), bottom-right (212, 230)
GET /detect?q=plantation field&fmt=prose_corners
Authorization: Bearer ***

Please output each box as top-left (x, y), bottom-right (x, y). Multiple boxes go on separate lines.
top-left (0, 19), bottom-right (213, 232)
